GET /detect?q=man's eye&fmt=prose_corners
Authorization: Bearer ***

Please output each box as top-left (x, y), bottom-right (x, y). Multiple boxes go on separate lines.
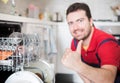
top-left (78, 19), bottom-right (83, 22)
top-left (68, 22), bottom-right (73, 26)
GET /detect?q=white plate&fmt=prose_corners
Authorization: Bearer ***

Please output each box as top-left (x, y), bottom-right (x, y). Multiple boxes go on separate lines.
top-left (5, 71), bottom-right (43, 83)
top-left (25, 59), bottom-right (54, 83)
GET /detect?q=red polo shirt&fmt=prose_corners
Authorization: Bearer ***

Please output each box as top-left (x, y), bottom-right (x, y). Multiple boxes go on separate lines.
top-left (71, 27), bottom-right (120, 70)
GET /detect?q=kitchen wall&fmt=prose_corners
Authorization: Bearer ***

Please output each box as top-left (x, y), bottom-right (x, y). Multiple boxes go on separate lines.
top-left (0, 0), bottom-right (120, 21)
top-left (45, 0), bottom-right (120, 21)
top-left (0, 0), bottom-right (49, 16)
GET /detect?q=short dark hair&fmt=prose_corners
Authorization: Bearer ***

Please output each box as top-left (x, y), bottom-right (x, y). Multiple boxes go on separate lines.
top-left (66, 2), bottom-right (92, 20)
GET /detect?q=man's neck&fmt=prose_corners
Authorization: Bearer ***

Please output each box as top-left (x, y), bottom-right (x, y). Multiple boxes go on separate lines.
top-left (82, 26), bottom-right (94, 49)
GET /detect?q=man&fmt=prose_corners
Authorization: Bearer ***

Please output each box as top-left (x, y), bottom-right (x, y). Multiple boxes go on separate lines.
top-left (62, 2), bottom-right (120, 83)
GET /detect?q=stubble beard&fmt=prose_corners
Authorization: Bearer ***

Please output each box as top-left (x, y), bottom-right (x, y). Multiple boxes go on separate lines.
top-left (76, 28), bottom-right (92, 41)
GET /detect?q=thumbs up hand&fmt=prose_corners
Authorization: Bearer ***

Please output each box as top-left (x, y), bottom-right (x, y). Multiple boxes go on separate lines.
top-left (61, 40), bottom-right (83, 71)
top-left (76, 40), bottom-right (83, 55)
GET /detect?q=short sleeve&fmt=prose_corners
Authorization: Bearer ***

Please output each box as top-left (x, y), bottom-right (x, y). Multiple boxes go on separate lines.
top-left (98, 41), bottom-right (120, 68)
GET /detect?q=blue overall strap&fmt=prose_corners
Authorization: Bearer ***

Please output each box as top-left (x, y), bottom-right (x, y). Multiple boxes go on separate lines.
top-left (96, 38), bottom-right (119, 67)
top-left (73, 38), bottom-right (78, 48)
top-left (97, 38), bottom-right (118, 48)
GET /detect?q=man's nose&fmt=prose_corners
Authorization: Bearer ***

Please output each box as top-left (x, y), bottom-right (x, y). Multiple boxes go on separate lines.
top-left (73, 23), bottom-right (79, 30)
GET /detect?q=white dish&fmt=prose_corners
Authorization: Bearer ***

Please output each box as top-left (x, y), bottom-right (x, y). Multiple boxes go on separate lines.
top-left (25, 59), bottom-right (54, 83)
top-left (5, 71), bottom-right (43, 83)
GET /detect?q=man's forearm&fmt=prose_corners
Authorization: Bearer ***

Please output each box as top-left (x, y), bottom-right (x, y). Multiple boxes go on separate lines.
top-left (76, 62), bottom-right (117, 83)
top-left (79, 73), bottom-right (95, 83)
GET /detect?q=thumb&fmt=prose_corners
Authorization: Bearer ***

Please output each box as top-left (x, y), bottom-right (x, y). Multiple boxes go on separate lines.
top-left (76, 40), bottom-right (83, 54)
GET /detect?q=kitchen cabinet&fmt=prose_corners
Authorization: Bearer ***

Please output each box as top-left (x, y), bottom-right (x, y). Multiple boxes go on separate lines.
top-left (94, 21), bottom-right (120, 35)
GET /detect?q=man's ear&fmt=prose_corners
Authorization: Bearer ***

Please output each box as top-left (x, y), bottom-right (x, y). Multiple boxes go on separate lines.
top-left (90, 18), bottom-right (93, 26)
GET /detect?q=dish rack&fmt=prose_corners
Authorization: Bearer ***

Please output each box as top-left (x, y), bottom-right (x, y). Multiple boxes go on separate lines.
top-left (0, 33), bottom-right (41, 72)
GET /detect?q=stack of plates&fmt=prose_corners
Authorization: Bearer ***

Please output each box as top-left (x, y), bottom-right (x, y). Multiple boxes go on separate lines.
top-left (25, 59), bottom-right (54, 83)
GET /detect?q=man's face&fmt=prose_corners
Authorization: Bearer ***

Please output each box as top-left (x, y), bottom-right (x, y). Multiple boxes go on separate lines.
top-left (67, 10), bottom-right (93, 40)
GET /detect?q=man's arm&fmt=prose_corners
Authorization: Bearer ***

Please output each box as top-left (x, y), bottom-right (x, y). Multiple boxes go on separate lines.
top-left (77, 62), bottom-right (117, 83)
top-left (61, 40), bottom-right (117, 83)
top-left (79, 74), bottom-right (94, 83)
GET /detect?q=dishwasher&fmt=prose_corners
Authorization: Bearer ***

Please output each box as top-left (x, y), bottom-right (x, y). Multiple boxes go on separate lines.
top-left (0, 20), bottom-right (22, 83)
top-left (4, 33), bottom-right (45, 83)
top-left (0, 20), bottom-right (55, 83)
